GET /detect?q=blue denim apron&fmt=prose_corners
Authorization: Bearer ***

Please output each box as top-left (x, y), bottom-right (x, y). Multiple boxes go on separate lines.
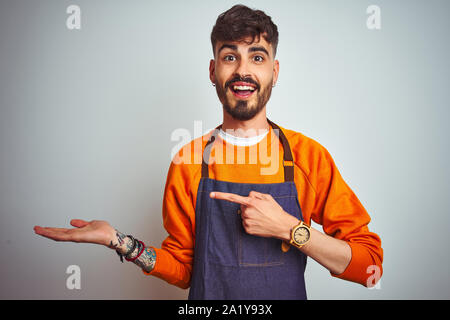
top-left (188, 119), bottom-right (307, 300)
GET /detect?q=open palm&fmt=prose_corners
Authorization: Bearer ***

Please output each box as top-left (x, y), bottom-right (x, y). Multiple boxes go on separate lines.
top-left (34, 219), bottom-right (115, 247)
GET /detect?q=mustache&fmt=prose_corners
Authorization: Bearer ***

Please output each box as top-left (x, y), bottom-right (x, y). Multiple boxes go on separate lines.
top-left (225, 76), bottom-right (260, 90)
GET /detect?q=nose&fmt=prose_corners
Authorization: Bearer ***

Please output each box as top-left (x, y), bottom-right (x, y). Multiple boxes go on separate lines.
top-left (234, 58), bottom-right (251, 79)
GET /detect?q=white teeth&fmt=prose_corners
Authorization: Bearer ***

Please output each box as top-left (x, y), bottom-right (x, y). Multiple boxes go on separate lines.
top-left (233, 85), bottom-right (255, 91)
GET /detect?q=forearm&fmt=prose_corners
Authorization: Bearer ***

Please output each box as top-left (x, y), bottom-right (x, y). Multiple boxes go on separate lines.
top-left (279, 216), bottom-right (352, 275)
top-left (108, 229), bottom-right (156, 273)
top-left (300, 227), bottom-right (351, 275)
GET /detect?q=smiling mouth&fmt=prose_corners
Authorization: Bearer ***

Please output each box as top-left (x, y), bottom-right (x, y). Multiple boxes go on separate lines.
top-left (228, 81), bottom-right (257, 99)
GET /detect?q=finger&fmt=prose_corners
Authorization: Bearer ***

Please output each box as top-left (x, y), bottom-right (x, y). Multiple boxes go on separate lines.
top-left (210, 192), bottom-right (250, 206)
top-left (34, 226), bottom-right (74, 242)
top-left (248, 191), bottom-right (265, 199)
top-left (250, 191), bottom-right (272, 200)
top-left (70, 219), bottom-right (89, 228)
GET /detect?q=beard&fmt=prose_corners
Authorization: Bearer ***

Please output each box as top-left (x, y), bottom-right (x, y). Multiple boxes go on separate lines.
top-left (216, 77), bottom-right (273, 121)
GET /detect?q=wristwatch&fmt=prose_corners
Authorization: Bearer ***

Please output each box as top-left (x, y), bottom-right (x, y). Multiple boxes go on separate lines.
top-left (289, 220), bottom-right (311, 249)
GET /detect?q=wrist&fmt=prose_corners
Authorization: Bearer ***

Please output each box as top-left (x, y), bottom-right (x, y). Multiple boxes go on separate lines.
top-left (125, 240), bottom-right (145, 262)
top-left (106, 229), bottom-right (131, 253)
top-left (279, 212), bottom-right (300, 242)
top-left (115, 235), bottom-right (134, 255)
top-left (114, 233), bottom-right (140, 263)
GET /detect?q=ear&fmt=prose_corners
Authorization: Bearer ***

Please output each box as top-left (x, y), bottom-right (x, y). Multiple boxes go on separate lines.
top-left (272, 59), bottom-right (280, 87)
top-left (209, 59), bottom-right (216, 84)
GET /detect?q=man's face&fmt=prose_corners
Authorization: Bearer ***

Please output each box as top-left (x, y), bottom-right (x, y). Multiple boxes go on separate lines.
top-left (210, 35), bottom-right (279, 121)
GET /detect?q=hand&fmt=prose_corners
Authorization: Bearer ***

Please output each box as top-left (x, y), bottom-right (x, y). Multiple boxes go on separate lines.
top-left (210, 190), bottom-right (299, 241)
top-left (33, 219), bottom-right (116, 248)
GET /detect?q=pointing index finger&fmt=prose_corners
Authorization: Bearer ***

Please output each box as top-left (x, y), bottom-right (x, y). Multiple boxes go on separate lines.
top-left (210, 192), bottom-right (250, 206)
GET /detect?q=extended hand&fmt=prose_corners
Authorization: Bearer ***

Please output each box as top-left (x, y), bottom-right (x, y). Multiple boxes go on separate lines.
top-left (33, 219), bottom-right (116, 247)
top-left (210, 191), bottom-right (299, 240)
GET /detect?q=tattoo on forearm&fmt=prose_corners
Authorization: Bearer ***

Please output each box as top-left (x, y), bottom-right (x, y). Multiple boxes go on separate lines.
top-left (116, 231), bottom-right (125, 246)
top-left (133, 247), bottom-right (157, 273)
top-left (110, 230), bottom-right (156, 273)
top-left (109, 230), bottom-right (130, 251)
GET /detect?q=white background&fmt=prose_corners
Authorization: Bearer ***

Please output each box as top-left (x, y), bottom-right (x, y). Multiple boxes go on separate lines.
top-left (0, 0), bottom-right (449, 299)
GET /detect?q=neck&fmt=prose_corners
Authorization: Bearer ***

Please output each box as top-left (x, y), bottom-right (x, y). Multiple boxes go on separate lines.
top-left (221, 107), bottom-right (270, 138)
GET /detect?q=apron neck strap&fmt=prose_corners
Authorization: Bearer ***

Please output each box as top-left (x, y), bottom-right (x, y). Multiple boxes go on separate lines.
top-left (201, 118), bottom-right (295, 182)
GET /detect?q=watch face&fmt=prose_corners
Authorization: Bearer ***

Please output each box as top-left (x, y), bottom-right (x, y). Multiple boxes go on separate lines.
top-left (294, 226), bottom-right (310, 245)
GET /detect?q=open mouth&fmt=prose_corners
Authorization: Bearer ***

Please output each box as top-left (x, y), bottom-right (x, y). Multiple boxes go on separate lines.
top-left (228, 81), bottom-right (257, 99)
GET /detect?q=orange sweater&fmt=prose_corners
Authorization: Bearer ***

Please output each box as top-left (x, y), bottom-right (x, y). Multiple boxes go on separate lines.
top-left (143, 124), bottom-right (383, 289)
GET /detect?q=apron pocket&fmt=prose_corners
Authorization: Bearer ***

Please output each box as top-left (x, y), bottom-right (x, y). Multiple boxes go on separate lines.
top-left (238, 194), bottom-right (301, 267)
top-left (238, 226), bottom-right (285, 267)
top-left (207, 199), bottom-right (285, 267)
top-left (207, 199), bottom-right (241, 267)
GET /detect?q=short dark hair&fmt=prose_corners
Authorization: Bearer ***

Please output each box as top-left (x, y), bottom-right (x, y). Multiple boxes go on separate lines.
top-left (210, 4), bottom-right (279, 57)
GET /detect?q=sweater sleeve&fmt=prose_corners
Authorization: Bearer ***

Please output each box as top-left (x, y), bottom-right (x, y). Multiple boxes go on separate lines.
top-left (142, 155), bottom-right (197, 289)
top-left (310, 143), bottom-right (383, 287)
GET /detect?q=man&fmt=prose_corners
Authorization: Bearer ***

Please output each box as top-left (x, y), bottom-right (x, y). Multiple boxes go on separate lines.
top-left (34, 5), bottom-right (383, 299)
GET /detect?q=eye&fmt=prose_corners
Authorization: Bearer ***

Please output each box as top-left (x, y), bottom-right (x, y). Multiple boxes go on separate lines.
top-left (253, 55), bottom-right (264, 62)
top-left (224, 55), bottom-right (236, 62)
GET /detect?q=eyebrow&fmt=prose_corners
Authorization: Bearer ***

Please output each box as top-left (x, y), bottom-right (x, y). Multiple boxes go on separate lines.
top-left (248, 46), bottom-right (270, 56)
top-left (217, 44), bottom-right (237, 54)
top-left (217, 44), bottom-right (270, 57)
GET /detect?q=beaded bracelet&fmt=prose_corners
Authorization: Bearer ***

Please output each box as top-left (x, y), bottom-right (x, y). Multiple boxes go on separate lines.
top-left (125, 241), bottom-right (145, 262)
top-left (115, 235), bottom-right (137, 263)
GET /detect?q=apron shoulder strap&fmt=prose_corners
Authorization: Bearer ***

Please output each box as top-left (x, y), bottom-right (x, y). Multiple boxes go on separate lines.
top-left (267, 119), bottom-right (295, 182)
top-left (201, 124), bottom-right (222, 179)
